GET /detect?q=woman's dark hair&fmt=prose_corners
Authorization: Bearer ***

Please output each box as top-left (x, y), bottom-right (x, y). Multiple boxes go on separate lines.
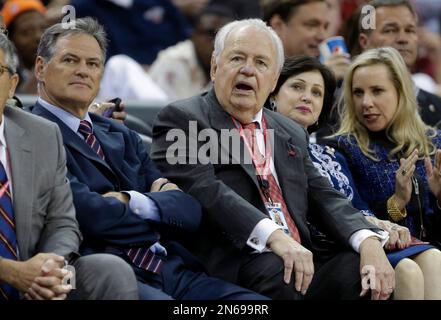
top-left (267, 55), bottom-right (336, 133)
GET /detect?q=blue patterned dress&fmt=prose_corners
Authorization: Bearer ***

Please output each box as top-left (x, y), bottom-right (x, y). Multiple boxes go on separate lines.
top-left (308, 143), bottom-right (373, 216)
top-left (308, 141), bottom-right (434, 267)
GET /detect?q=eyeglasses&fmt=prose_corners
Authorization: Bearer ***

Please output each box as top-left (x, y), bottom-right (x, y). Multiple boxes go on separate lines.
top-left (0, 65), bottom-right (12, 76)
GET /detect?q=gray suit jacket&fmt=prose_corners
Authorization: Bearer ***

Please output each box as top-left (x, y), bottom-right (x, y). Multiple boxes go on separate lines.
top-left (4, 106), bottom-right (81, 261)
top-left (151, 89), bottom-right (378, 282)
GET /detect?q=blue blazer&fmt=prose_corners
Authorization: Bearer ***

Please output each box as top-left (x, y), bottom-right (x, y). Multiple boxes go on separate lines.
top-left (30, 103), bottom-right (202, 257)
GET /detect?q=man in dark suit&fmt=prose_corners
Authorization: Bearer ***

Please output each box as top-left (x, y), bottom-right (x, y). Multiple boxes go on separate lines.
top-left (30, 17), bottom-right (265, 300)
top-left (0, 32), bottom-right (138, 300)
top-left (358, 0), bottom-right (441, 128)
top-left (151, 19), bottom-right (395, 300)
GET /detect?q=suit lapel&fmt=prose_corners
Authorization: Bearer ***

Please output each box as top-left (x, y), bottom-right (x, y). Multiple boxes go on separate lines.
top-left (32, 103), bottom-right (117, 175)
top-left (92, 118), bottom-right (125, 174)
top-left (4, 109), bottom-right (33, 258)
top-left (264, 110), bottom-right (302, 222)
top-left (205, 90), bottom-right (259, 189)
top-left (204, 92), bottom-right (301, 210)
top-left (264, 110), bottom-right (298, 189)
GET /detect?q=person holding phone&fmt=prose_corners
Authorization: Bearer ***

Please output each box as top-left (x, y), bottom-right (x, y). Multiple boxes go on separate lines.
top-left (30, 17), bottom-right (268, 301)
top-left (88, 97), bottom-right (126, 123)
top-left (261, 0), bottom-right (351, 81)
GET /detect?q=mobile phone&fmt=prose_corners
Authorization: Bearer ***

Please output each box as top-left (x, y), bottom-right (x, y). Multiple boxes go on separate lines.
top-left (102, 97), bottom-right (122, 117)
top-left (319, 36), bottom-right (349, 63)
top-left (108, 97), bottom-right (122, 111)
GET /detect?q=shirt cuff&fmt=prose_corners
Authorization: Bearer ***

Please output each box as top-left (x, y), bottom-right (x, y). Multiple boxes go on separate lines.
top-left (246, 218), bottom-right (282, 252)
top-left (123, 190), bottom-right (160, 221)
top-left (349, 229), bottom-right (389, 253)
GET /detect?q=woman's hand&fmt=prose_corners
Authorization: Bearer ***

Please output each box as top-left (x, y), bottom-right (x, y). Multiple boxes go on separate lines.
top-left (364, 216), bottom-right (411, 250)
top-left (380, 220), bottom-right (411, 250)
top-left (424, 149), bottom-right (441, 200)
top-left (394, 149), bottom-right (418, 209)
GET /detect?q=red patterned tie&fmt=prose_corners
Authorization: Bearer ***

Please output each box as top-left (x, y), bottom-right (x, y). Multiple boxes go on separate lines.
top-left (0, 161), bottom-right (19, 300)
top-left (243, 122), bottom-right (301, 243)
top-left (78, 120), bottom-right (105, 160)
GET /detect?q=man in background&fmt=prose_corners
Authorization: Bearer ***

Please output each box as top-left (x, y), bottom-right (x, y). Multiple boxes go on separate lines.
top-left (357, 0), bottom-right (441, 128)
top-left (262, 0), bottom-right (351, 81)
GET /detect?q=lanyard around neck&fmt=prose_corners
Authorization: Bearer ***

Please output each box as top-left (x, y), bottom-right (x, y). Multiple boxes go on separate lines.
top-left (231, 115), bottom-right (273, 178)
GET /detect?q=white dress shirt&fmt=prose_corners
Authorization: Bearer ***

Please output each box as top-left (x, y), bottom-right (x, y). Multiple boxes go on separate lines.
top-left (0, 116), bottom-right (12, 197)
top-left (245, 110), bottom-right (388, 253)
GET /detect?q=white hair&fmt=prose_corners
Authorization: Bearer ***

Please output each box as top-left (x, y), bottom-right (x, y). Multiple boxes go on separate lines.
top-left (213, 19), bottom-right (285, 72)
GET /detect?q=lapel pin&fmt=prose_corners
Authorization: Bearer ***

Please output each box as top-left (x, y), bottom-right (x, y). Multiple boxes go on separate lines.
top-left (288, 149), bottom-right (296, 157)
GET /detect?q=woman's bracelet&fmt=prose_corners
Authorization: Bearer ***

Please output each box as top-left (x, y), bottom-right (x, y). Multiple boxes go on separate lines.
top-left (387, 195), bottom-right (407, 222)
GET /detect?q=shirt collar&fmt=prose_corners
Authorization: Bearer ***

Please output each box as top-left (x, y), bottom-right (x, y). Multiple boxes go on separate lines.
top-left (0, 115), bottom-right (6, 148)
top-left (38, 97), bottom-right (93, 133)
top-left (251, 109), bottom-right (264, 131)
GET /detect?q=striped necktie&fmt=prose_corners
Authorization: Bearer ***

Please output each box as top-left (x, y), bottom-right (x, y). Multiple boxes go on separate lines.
top-left (78, 120), bottom-right (105, 160)
top-left (126, 247), bottom-right (164, 274)
top-left (242, 122), bottom-right (301, 243)
top-left (78, 121), bottom-right (164, 273)
top-left (0, 161), bottom-right (19, 300)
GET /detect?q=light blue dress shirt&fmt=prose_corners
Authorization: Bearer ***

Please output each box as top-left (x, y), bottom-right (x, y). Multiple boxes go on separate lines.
top-left (38, 98), bottom-right (166, 255)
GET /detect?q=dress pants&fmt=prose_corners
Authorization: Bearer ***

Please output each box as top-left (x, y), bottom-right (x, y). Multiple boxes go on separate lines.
top-left (137, 281), bottom-right (173, 300)
top-left (305, 251), bottom-right (362, 300)
top-left (135, 253), bottom-right (268, 300)
top-left (237, 250), bottom-right (362, 300)
top-left (67, 253), bottom-right (139, 300)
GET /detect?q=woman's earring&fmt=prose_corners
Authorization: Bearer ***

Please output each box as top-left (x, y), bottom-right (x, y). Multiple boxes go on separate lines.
top-left (270, 98), bottom-right (277, 111)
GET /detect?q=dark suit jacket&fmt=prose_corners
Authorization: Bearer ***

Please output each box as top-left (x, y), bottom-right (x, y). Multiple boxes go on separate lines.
top-left (30, 103), bottom-right (202, 265)
top-left (418, 88), bottom-right (441, 128)
top-left (151, 89), bottom-right (378, 282)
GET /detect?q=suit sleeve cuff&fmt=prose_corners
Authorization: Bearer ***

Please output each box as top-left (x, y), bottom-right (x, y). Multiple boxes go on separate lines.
top-left (349, 229), bottom-right (389, 253)
top-left (246, 218), bottom-right (282, 252)
top-left (123, 190), bottom-right (160, 221)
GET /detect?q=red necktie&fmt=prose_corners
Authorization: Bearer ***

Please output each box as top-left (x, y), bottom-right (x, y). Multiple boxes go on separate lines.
top-left (78, 120), bottom-right (105, 160)
top-left (0, 161), bottom-right (19, 300)
top-left (242, 122), bottom-right (301, 243)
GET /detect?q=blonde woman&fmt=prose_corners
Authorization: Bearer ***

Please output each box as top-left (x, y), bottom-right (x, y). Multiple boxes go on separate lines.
top-left (334, 47), bottom-right (441, 299)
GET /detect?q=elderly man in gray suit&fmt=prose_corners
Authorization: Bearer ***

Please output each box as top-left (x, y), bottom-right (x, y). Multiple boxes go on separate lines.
top-left (151, 19), bottom-right (395, 300)
top-left (0, 33), bottom-right (138, 300)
